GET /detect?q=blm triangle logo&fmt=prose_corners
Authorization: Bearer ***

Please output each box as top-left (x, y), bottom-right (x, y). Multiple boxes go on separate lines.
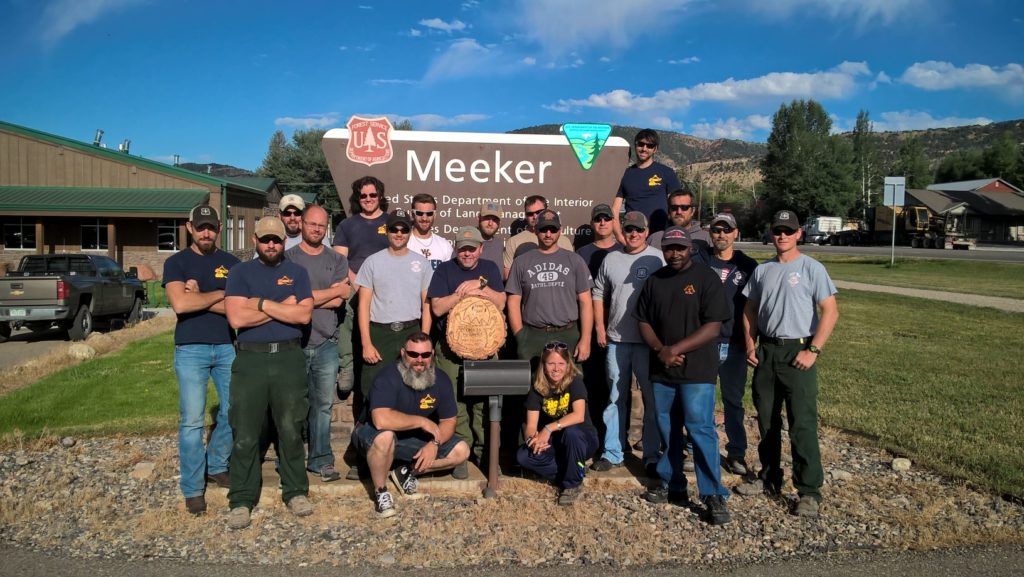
top-left (561, 123), bottom-right (612, 171)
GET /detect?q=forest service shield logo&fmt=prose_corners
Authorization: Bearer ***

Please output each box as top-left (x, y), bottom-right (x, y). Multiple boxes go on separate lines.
top-left (346, 115), bottom-right (394, 167)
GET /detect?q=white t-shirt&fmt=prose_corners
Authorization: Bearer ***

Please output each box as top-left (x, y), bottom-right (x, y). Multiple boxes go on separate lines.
top-left (407, 233), bottom-right (453, 271)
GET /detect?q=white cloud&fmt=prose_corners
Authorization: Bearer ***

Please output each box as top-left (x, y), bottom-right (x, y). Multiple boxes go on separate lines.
top-left (389, 113), bottom-right (489, 130)
top-left (522, 56), bottom-right (536, 65)
top-left (39, 0), bottom-right (145, 46)
top-left (599, 56), bottom-right (611, 63)
top-left (899, 61), bottom-right (1024, 97)
top-left (409, 28), bottom-right (422, 37)
top-left (869, 71), bottom-right (892, 90)
top-left (274, 114), bottom-right (341, 129)
top-left (747, 0), bottom-right (927, 28)
top-left (872, 110), bottom-right (993, 132)
top-left (369, 78), bottom-right (417, 86)
top-left (650, 116), bottom-right (683, 130)
top-left (668, 56), bottom-right (700, 65)
top-left (358, 4), bottom-right (372, 9)
top-left (423, 38), bottom-right (523, 82)
top-left (551, 61), bottom-right (871, 113)
top-left (419, 18), bottom-right (467, 33)
top-left (461, 0), bottom-right (480, 9)
top-left (690, 115), bottom-right (771, 140)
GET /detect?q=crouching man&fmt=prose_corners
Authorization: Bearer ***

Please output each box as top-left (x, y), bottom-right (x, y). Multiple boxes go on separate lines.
top-left (352, 332), bottom-right (470, 517)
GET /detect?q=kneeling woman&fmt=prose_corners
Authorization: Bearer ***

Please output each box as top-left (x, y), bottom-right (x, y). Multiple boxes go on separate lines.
top-left (517, 341), bottom-right (599, 505)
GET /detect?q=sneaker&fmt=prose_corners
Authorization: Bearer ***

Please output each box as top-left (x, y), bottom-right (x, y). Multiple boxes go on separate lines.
top-left (642, 486), bottom-right (690, 506)
top-left (287, 495), bottom-right (313, 517)
top-left (185, 496), bottom-right (206, 515)
top-left (794, 495), bottom-right (820, 518)
top-left (318, 464), bottom-right (342, 482)
top-left (206, 471), bottom-right (231, 489)
top-left (723, 457), bottom-right (748, 476)
top-left (452, 462), bottom-right (469, 480)
top-left (389, 465), bottom-right (423, 499)
top-left (702, 495), bottom-right (732, 525)
top-left (375, 488), bottom-right (396, 518)
top-left (227, 506), bottom-right (251, 529)
top-left (590, 458), bottom-right (621, 472)
top-left (734, 478), bottom-right (781, 497)
top-left (345, 463), bottom-right (361, 481)
top-left (557, 485), bottom-right (582, 506)
top-left (683, 455), bottom-right (695, 473)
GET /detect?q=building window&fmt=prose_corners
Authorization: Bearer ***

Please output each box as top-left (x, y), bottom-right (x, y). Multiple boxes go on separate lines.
top-left (3, 218), bottom-right (36, 250)
top-left (226, 218), bottom-right (234, 251)
top-left (238, 217), bottom-right (246, 250)
top-left (81, 219), bottom-right (108, 250)
top-left (157, 219), bottom-right (180, 252)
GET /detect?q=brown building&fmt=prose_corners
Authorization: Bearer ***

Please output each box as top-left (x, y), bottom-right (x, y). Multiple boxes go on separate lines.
top-left (1, 120), bottom-right (273, 276)
top-left (918, 178), bottom-right (1024, 242)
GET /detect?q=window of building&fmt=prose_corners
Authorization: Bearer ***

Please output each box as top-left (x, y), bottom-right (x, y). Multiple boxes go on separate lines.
top-left (81, 219), bottom-right (108, 250)
top-left (237, 217), bottom-right (246, 250)
top-left (157, 219), bottom-right (180, 252)
top-left (3, 218), bottom-right (36, 250)
top-left (226, 218), bottom-right (234, 251)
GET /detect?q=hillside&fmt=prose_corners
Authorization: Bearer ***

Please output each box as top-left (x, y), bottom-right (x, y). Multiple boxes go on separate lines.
top-left (178, 162), bottom-right (253, 178)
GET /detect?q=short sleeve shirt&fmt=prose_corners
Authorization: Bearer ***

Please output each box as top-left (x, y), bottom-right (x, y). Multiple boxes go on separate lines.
top-left (576, 241), bottom-right (623, 279)
top-left (427, 259), bottom-right (505, 332)
top-left (407, 233), bottom-right (453, 271)
top-left (706, 250), bottom-right (758, 344)
top-left (284, 245), bottom-right (349, 348)
top-left (503, 229), bottom-right (574, 270)
top-left (224, 258), bottom-right (313, 343)
top-left (617, 162), bottom-right (681, 233)
top-left (356, 249), bottom-right (433, 323)
top-left (368, 362), bottom-right (457, 422)
top-left (593, 246), bottom-right (665, 343)
top-left (332, 213), bottom-right (388, 274)
top-left (506, 248), bottom-right (593, 328)
top-left (162, 248), bottom-right (240, 345)
top-left (742, 254), bottom-right (837, 339)
top-left (524, 377), bottom-right (596, 435)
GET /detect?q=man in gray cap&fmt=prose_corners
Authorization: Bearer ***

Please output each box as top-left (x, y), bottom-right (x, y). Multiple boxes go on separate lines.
top-left (477, 201), bottom-right (505, 272)
top-left (279, 194), bottom-right (306, 250)
top-left (428, 226), bottom-right (506, 476)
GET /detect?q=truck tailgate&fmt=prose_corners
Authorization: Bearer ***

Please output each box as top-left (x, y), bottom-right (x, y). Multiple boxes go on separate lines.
top-left (0, 277), bottom-right (69, 321)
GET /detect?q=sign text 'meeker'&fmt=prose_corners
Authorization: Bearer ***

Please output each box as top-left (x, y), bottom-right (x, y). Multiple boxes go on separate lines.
top-left (321, 129), bottom-right (631, 241)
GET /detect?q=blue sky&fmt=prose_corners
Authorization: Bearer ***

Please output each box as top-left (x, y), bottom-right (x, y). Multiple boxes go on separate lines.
top-left (1, 0), bottom-right (1022, 171)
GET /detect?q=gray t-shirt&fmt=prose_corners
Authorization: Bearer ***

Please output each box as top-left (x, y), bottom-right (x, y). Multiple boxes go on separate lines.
top-left (481, 235), bottom-right (505, 272)
top-left (284, 245), bottom-right (348, 348)
top-left (742, 254), bottom-right (837, 339)
top-left (593, 246), bottom-right (665, 343)
top-left (507, 248), bottom-right (593, 328)
top-left (356, 249), bottom-right (433, 323)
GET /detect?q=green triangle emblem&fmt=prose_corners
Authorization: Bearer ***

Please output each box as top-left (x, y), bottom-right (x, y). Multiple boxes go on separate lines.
top-left (562, 123), bottom-right (612, 171)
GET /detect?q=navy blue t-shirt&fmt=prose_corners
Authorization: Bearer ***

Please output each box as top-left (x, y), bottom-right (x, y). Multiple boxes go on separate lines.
top-left (224, 258), bottom-right (312, 343)
top-left (576, 241), bottom-right (623, 279)
top-left (162, 248), bottom-right (240, 345)
top-left (616, 162), bottom-right (681, 233)
top-left (427, 259), bottom-right (504, 332)
top-left (368, 362), bottom-right (457, 422)
top-left (332, 213), bottom-right (388, 274)
top-left (706, 250), bottom-right (758, 344)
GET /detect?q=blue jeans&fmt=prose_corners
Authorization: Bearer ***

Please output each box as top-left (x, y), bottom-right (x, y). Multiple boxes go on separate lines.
top-left (653, 381), bottom-right (728, 498)
top-left (174, 343), bottom-right (235, 498)
top-left (601, 342), bottom-right (660, 464)
top-left (304, 338), bottom-right (340, 472)
top-left (718, 343), bottom-right (749, 460)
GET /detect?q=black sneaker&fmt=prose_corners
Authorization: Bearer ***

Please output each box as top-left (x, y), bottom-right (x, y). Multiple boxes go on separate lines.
top-left (702, 495), bottom-right (732, 525)
top-left (642, 487), bottom-right (690, 506)
top-left (374, 488), bottom-right (396, 518)
top-left (389, 465), bottom-right (423, 499)
top-left (590, 458), bottom-right (621, 472)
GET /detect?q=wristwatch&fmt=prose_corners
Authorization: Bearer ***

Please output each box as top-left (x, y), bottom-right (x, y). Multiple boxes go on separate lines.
top-left (807, 344), bottom-right (822, 355)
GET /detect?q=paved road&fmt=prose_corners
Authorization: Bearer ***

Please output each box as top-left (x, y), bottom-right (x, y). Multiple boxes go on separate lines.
top-left (737, 241), bottom-right (1024, 263)
top-left (2, 544), bottom-right (1022, 577)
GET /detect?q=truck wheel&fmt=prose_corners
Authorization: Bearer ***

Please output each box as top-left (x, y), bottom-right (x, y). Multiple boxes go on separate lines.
top-left (0, 321), bottom-right (10, 343)
top-left (68, 305), bottom-right (93, 341)
top-left (125, 297), bottom-right (143, 326)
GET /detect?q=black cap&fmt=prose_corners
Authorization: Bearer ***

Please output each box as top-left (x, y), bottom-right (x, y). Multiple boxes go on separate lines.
top-left (591, 203), bottom-right (613, 220)
top-left (771, 210), bottom-right (800, 231)
top-left (386, 208), bottom-right (412, 229)
top-left (536, 209), bottom-right (561, 230)
top-left (190, 205), bottom-right (219, 228)
top-left (660, 226), bottom-right (693, 249)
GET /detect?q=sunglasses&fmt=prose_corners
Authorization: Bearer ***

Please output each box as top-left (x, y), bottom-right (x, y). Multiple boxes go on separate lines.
top-left (669, 204), bottom-right (693, 212)
top-left (257, 236), bottom-right (283, 245)
top-left (772, 228), bottom-right (798, 237)
top-left (281, 210), bottom-right (302, 217)
top-left (635, 141), bottom-right (656, 149)
top-left (525, 209), bottom-right (544, 218)
top-left (710, 227), bottom-right (734, 234)
top-left (360, 192), bottom-right (379, 199)
top-left (544, 341), bottom-right (568, 351)
top-left (388, 226), bottom-right (410, 234)
top-left (413, 210), bottom-right (435, 217)
top-left (538, 226), bottom-right (559, 234)
top-left (623, 226), bottom-right (646, 234)
top-left (592, 215), bottom-right (613, 223)
top-left (405, 350), bottom-right (433, 359)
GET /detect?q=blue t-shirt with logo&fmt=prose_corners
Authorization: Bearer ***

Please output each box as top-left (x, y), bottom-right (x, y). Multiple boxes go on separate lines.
top-left (162, 248), bottom-right (240, 345)
top-left (427, 258), bottom-right (504, 332)
top-left (332, 213), bottom-right (388, 274)
top-left (616, 161), bottom-right (681, 234)
top-left (224, 258), bottom-right (312, 343)
top-left (368, 362), bottom-right (457, 422)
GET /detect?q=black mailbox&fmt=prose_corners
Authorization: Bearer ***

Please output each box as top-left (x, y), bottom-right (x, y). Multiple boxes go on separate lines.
top-left (463, 360), bottom-right (531, 396)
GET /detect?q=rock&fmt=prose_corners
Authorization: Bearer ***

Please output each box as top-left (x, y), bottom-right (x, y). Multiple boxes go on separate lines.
top-left (380, 554), bottom-right (396, 565)
top-left (15, 456), bottom-right (31, 467)
top-left (60, 436), bottom-right (76, 448)
top-left (891, 458), bottom-right (912, 472)
top-left (67, 343), bottom-right (97, 359)
top-left (830, 469), bottom-right (852, 481)
top-left (130, 461), bottom-right (156, 480)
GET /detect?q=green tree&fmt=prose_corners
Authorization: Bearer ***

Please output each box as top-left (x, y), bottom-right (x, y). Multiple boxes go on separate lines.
top-left (256, 128), bottom-right (341, 217)
top-left (760, 99), bottom-right (857, 220)
top-left (982, 131), bottom-right (1018, 180)
top-left (935, 149), bottom-right (985, 183)
top-left (851, 110), bottom-right (881, 217)
top-left (891, 137), bottom-right (933, 189)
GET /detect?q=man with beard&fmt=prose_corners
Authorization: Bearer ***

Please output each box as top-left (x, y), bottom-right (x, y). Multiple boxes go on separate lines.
top-left (223, 217), bottom-right (313, 529)
top-left (611, 129), bottom-right (681, 242)
top-left (163, 204), bottom-right (240, 515)
top-left (647, 187), bottom-right (711, 259)
top-left (427, 226), bottom-right (506, 477)
top-left (279, 194), bottom-right (305, 250)
top-left (407, 193), bottom-right (452, 270)
top-left (502, 195), bottom-right (573, 280)
top-left (477, 201), bottom-right (505, 272)
top-left (353, 333), bottom-right (470, 517)
top-left (285, 205), bottom-right (351, 483)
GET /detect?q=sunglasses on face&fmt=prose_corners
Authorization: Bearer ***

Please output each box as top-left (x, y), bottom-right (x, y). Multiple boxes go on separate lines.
top-left (281, 210), bottom-right (302, 217)
top-left (772, 228), bottom-right (798, 237)
top-left (711, 227), bottom-right (735, 234)
top-left (405, 350), bottom-right (433, 359)
top-left (538, 226), bottom-right (559, 234)
top-left (544, 341), bottom-right (568, 351)
top-left (669, 204), bottom-right (693, 212)
top-left (592, 215), bottom-right (613, 223)
top-left (623, 226), bottom-right (646, 234)
top-left (635, 141), bottom-right (656, 149)
top-left (525, 209), bottom-right (543, 218)
top-left (360, 192), bottom-right (379, 200)
top-left (413, 210), bottom-right (435, 217)
top-left (388, 227), bottom-right (410, 234)
top-left (257, 236), bottom-right (283, 245)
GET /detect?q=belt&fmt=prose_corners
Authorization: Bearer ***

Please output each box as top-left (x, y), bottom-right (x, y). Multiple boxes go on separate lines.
top-left (235, 339), bottom-right (301, 353)
top-left (527, 322), bottom-right (575, 333)
top-left (760, 336), bottom-right (811, 346)
top-left (371, 319), bottom-right (420, 332)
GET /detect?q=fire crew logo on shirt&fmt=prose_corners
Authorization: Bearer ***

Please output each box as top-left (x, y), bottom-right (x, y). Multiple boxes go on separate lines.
top-left (411, 260), bottom-right (423, 273)
top-left (346, 116), bottom-right (393, 167)
top-left (419, 394), bottom-right (436, 410)
top-left (635, 267), bottom-right (650, 280)
top-left (787, 272), bottom-right (801, 287)
top-left (684, 284), bottom-right (696, 295)
top-left (277, 275), bottom-right (294, 286)
top-left (377, 224), bottom-right (386, 235)
top-left (733, 271), bottom-right (745, 285)
top-left (214, 265), bottom-right (229, 279)
top-left (648, 174), bottom-right (663, 187)
top-left (543, 392), bottom-right (571, 418)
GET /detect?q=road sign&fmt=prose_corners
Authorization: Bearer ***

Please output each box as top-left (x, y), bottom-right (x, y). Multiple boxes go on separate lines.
top-left (884, 176), bottom-right (906, 207)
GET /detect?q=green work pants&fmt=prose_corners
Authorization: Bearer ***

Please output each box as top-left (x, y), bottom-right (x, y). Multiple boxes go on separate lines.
top-left (360, 322), bottom-right (420, 398)
top-left (434, 337), bottom-right (488, 463)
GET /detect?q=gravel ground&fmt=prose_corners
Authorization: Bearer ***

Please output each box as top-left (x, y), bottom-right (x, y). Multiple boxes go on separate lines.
top-left (2, 425), bottom-right (1022, 569)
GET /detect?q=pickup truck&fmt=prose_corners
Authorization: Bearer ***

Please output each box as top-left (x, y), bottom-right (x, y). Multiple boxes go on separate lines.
top-left (0, 254), bottom-right (145, 342)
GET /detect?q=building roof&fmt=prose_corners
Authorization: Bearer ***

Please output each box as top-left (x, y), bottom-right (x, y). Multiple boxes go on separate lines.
top-left (927, 178), bottom-right (1024, 194)
top-left (224, 176), bottom-right (277, 193)
top-left (297, 191), bottom-right (319, 205)
top-left (0, 186), bottom-right (209, 215)
top-left (908, 187), bottom-right (1024, 217)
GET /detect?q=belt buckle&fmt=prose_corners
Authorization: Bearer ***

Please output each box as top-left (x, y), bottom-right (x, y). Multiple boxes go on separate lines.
top-left (269, 342), bottom-right (279, 354)
top-left (390, 321), bottom-right (403, 332)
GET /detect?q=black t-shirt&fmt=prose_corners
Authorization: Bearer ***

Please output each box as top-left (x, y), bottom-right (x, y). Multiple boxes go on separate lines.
top-left (224, 258), bottom-right (313, 343)
top-left (576, 241), bottom-right (623, 279)
top-left (426, 259), bottom-right (504, 333)
top-left (162, 248), bottom-right (240, 345)
top-left (706, 250), bottom-right (758, 344)
top-left (635, 263), bottom-right (731, 384)
top-left (524, 376), bottom-right (596, 435)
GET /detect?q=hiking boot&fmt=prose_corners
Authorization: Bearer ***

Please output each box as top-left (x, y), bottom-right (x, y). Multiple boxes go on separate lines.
top-left (734, 478), bottom-right (780, 497)
top-left (345, 463), bottom-right (361, 481)
top-left (375, 488), bottom-right (396, 518)
top-left (185, 496), bottom-right (206, 515)
top-left (287, 495), bottom-right (313, 517)
top-left (683, 455), bottom-right (695, 473)
top-left (206, 471), bottom-right (231, 489)
top-left (557, 485), bottom-right (582, 506)
top-left (389, 465), bottom-right (423, 499)
top-left (590, 458), bottom-right (621, 472)
top-left (642, 486), bottom-right (690, 506)
top-left (794, 495), bottom-right (820, 518)
top-left (452, 462), bottom-right (469, 480)
top-left (723, 457), bottom-right (748, 476)
top-left (227, 506), bottom-right (251, 529)
top-left (702, 495), bottom-right (732, 526)
top-left (318, 464), bottom-right (341, 482)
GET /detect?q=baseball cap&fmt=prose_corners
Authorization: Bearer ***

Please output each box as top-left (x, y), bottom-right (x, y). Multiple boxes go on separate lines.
top-left (279, 194), bottom-right (306, 212)
top-left (771, 210), bottom-right (800, 231)
top-left (536, 209), bottom-right (561, 230)
top-left (660, 226), bottom-right (693, 249)
top-left (622, 211), bottom-right (648, 230)
top-left (189, 204), bottom-right (219, 228)
top-left (591, 203), bottom-right (613, 221)
top-left (254, 217), bottom-right (286, 241)
top-left (386, 208), bottom-right (413, 229)
top-left (480, 201), bottom-right (501, 219)
top-left (711, 213), bottom-right (737, 229)
top-left (454, 226), bottom-right (484, 249)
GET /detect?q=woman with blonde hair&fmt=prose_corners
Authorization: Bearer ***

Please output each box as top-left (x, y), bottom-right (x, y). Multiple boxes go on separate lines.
top-left (517, 341), bottom-right (599, 505)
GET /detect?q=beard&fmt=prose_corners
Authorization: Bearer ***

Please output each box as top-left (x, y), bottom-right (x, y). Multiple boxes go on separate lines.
top-left (256, 245), bottom-right (283, 266)
top-left (398, 359), bottom-right (437, 391)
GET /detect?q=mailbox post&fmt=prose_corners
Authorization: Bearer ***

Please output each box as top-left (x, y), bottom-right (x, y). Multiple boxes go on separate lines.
top-left (463, 359), bottom-right (531, 498)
